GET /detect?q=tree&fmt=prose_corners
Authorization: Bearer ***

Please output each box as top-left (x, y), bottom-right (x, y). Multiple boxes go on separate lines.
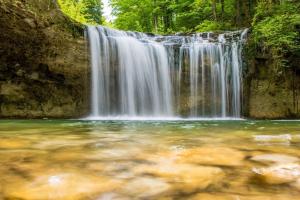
top-left (81, 0), bottom-right (104, 24)
top-left (58, 0), bottom-right (104, 25)
top-left (212, 0), bottom-right (217, 21)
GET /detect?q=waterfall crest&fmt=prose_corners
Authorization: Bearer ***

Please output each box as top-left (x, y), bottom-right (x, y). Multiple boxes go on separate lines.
top-left (87, 26), bottom-right (246, 119)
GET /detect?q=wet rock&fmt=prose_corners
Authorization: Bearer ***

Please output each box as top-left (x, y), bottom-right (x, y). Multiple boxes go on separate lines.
top-left (33, 138), bottom-right (92, 150)
top-left (254, 134), bottom-right (292, 143)
top-left (0, 150), bottom-right (47, 165)
top-left (98, 148), bottom-right (142, 160)
top-left (50, 151), bottom-right (88, 162)
top-left (135, 162), bottom-right (224, 193)
top-left (4, 170), bottom-right (121, 200)
top-left (248, 74), bottom-right (300, 119)
top-left (122, 177), bottom-right (170, 198)
top-left (28, 72), bottom-right (39, 80)
top-left (0, 83), bottom-right (26, 101)
top-left (16, 69), bottom-right (25, 76)
top-left (97, 192), bottom-right (131, 200)
top-left (177, 147), bottom-right (245, 166)
top-left (23, 18), bottom-right (36, 28)
top-left (189, 193), bottom-right (239, 200)
top-left (291, 178), bottom-right (300, 191)
top-left (253, 164), bottom-right (300, 184)
top-left (0, 138), bottom-right (31, 149)
top-left (87, 162), bottom-right (105, 171)
top-left (191, 193), bottom-right (300, 200)
top-left (293, 135), bottom-right (300, 142)
top-left (251, 154), bottom-right (299, 164)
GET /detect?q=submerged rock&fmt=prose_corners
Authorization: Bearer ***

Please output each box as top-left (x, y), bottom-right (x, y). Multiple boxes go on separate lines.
top-left (190, 193), bottom-right (300, 200)
top-left (3, 171), bottom-right (121, 200)
top-left (291, 178), bottom-right (300, 191)
top-left (0, 138), bottom-right (31, 149)
top-left (254, 134), bottom-right (292, 143)
top-left (97, 192), bottom-right (131, 200)
top-left (253, 164), bottom-right (300, 184)
top-left (122, 177), bottom-right (170, 198)
top-left (189, 193), bottom-right (239, 200)
top-left (251, 154), bottom-right (299, 164)
top-left (177, 147), bottom-right (245, 166)
top-left (135, 162), bottom-right (225, 193)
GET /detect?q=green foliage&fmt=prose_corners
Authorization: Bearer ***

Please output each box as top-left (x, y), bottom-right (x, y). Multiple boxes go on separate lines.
top-left (196, 20), bottom-right (220, 32)
top-left (110, 0), bottom-right (253, 34)
top-left (58, 0), bottom-right (103, 25)
top-left (252, 1), bottom-right (300, 67)
top-left (56, 0), bottom-right (299, 69)
top-left (81, 0), bottom-right (104, 24)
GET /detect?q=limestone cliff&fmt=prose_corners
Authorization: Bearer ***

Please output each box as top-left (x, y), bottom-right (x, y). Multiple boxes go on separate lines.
top-left (243, 49), bottom-right (300, 119)
top-left (0, 0), bottom-right (89, 118)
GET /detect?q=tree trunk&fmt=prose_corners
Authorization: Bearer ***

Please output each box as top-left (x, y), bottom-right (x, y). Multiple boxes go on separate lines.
top-left (242, 0), bottom-right (250, 25)
top-left (221, 0), bottom-right (225, 21)
top-left (153, 0), bottom-right (158, 33)
top-left (235, 0), bottom-right (241, 26)
top-left (212, 0), bottom-right (217, 21)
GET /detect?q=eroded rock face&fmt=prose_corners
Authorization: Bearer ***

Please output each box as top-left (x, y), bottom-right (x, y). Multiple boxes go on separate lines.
top-left (243, 56), bottom-right (300, 119)
top-left (0, 0), bottom-right (89, 118)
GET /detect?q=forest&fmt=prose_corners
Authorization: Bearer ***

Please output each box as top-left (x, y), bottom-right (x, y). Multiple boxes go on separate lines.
top-left (58, 0), bottom-right (299, 69)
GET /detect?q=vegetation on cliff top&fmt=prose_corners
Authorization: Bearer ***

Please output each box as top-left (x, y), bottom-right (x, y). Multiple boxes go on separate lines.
top-left (58, 0), bottom-right (299, 69)
top-left (252, 1), bottom-right (300, 68)
top-left (58, 0), bottom-right (104, 25)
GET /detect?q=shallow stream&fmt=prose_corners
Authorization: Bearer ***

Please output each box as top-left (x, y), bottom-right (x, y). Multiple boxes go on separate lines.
top-left (0, 120), bottom-right (300, 199)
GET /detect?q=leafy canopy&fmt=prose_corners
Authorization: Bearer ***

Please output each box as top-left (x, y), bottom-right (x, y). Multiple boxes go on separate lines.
top-left (58, 0), bottom-right (104, 25)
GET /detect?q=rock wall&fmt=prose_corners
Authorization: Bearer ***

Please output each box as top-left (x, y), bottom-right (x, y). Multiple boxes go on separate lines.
top-left (243, 55), bottom-right (300, 119)
top-left (0, 0), bottom-right (89, 118)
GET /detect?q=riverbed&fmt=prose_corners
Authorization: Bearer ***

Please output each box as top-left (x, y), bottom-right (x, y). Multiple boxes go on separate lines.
top-left (0, 120), bottom-right (300, 199)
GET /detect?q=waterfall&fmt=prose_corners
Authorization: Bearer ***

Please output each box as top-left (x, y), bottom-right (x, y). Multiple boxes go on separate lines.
top-left (87, 26), bottom-right (246, 119)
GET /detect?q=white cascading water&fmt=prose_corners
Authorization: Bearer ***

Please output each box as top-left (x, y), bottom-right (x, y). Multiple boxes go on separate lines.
top-left (87, 26), bottom-right (247, 119)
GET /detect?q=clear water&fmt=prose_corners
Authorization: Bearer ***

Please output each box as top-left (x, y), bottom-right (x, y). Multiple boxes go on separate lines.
top-left (0, 120), bottom-right (300, 199)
